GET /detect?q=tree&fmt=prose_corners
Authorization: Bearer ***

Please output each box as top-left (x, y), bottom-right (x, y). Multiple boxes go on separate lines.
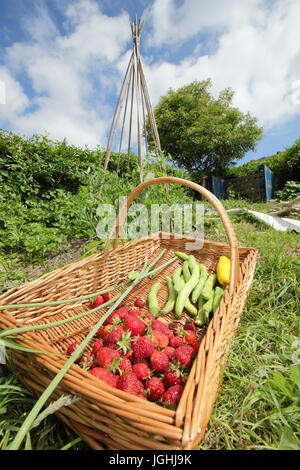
top-left (148, 80), bottom-right (263, 175)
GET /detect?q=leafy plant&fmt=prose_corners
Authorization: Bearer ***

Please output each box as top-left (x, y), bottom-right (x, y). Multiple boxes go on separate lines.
top-left (275, 181), bottom-right (300, 201)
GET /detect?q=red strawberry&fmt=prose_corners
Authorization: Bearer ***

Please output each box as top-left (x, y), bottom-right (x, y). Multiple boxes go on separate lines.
top-left (103, 325), bottom-right (124, 345)
top-left (164, 346), bottom-right (176, 360)
top-left (124, 315), bottom-right (146, 337)
top-left (146, 377), bottom-right (165, 401)
top-left (91, 339), bottom-right (104, 356)
top-left (184, 321), bottom-right (196, 332)
top-left (96, 324), bottom-right (114, 339)
top-left (150, 351), bottom-right (169, 372)
top-left (163, 384), bottom-right (183, 407)
top-left (193, 341), bottom-right (200, 355)
top-left (152, 320), bottom-right (173, 338)
top-left (108, 357), bottom-right (132, 374)
top-left (152, 330), bottom-right (169, 349)
top-left (175, 345), bottom-right (194, 368)
top-left (96, 347), bottom-right (120, 368)
top-left (133, 336), bottom-right (155, 359)
top-left (117, 372), bottom-right (144, 396)
top-left (131, 356), bottom-right (148, 366)
top-left (104, 307), bottom-right (129, 326)
top-left (77, 352), bottom-right (94, 369)
top-left (132, 363), bottom-right (150, 381)
top-left (146, 313), bottom-right (156, 323)
top-left (89, 367), bottom-right (118, 387)
top-left (134, 298), bottom-right (145, 308)
top-left (102, 291), bottom-right (111, 303)
top-left (91, 295), bottom-right (104, 308)
top-left (163, 369), bottom-right (182, 388)
top-left (66, 341), bottom-right (81, 356)
top-left (127, 309), bottom-right (141, 317)
top-left (116, 331), bottom-right (133, 355)
top-left (183, 330), bottom-right (197, 347)
top-left (169, 336), bottom-right (185, 348)
top-left (119, 357), bottom-right (132, 373)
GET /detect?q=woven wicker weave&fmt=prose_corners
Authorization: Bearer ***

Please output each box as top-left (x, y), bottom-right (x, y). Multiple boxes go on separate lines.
top-left (0, 177), bottom-right (258, 450)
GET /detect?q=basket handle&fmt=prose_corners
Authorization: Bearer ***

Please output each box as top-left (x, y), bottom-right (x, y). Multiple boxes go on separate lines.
top-left (105, 176), bottom-right (239, 293)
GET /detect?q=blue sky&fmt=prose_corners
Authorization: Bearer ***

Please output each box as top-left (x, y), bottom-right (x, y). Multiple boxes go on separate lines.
top-left (0, 0), bottom-right (299, 166)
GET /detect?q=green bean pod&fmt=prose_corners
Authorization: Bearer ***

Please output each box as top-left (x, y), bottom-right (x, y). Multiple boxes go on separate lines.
top-left (172, 267), bottom-right (183, 291)
top-left (195, 296), bottom-right (206, 326)
top-left (175, 263), bottom-right (200, 317)
top-left (184, 297), bottom-right (198, 316)
top-left (191, 264), bottom-right (208, 304)
top-left (174, 251), bottom-right (189, 261)
top-left (161, 276), bottom-right (177, 315)
top-left (148, 282), bottom-right (162, 317)
top-left (174, 275), bottom-right (185, 293)
top-left (187, 254), bottom-right (197, 270)
top-left (201, 273), bottom-right (217, 300)
top-left (182, 260), bottom-right (191, 282)
top-left (203, 290), bottom-right (214, 321)
top-left (213, 286), bottom-right (225, 313)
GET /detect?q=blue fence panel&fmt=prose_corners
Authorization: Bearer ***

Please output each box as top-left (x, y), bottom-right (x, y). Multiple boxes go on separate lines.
top-left (211, 176), bottom-right (227, 200)
top-left (258, 164), bottom-right (274, 200)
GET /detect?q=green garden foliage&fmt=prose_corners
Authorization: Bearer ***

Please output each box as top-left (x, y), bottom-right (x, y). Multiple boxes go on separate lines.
top-left (0, 129), bottom-right (190, 260)
top-left (147, 80), bottom-right (263, 174)
top-left (226, 138), bottom-right (300, 190)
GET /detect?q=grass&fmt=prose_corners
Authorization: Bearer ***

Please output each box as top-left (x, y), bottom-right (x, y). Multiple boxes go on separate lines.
top-left (0, 200), bottom-right (299, 450)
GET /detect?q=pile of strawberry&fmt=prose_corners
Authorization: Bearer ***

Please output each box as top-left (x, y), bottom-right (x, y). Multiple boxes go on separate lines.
top-left (66, 297), bottom-right (200, 409)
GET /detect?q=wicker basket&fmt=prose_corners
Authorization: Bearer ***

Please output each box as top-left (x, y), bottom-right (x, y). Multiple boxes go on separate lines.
top-left (0, 177), bottom-right (258, 450)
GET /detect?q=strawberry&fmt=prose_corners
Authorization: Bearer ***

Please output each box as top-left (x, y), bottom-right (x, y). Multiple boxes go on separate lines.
top-left (124, 315), bottom-right (146, 336)
top-left (131, 356), bottom-right (148, 366)
top-left (150, 351), bottom-right (169, 372)
top-left (103, 325), bottom-right (124, 345)
top-left (184, 321), bottom-right (196, 332)
top-left (164, 346), bottom-right (176, 360)
top-left (133, 336), bottom-right (155, 359)
top-left (96, 347), bottom-right (120, 369)
top-left (77, 352), bottom-right (94, 369)
top-left (108, 357), bottom-right (132, 374)
top-left (152, 330), bottom-right (169, 349)
top-left (152, 320), bottom-right (173, 338)
top-left (117, 372), bottom-right (144, 396)
top-left (174, 345), bottom-right (194, 368)
top-left (127, 309), bottom-right (142, 317)
top-left (104, 307), bottom-right (129, 326)
top-left (89, 367), bottom-right (118, 387)
top-left (91, 339), bottom-right (104, 356)
top-left (134, 298), bottom-right (145, 308)
top-left (146, 377), bottom-right (165, 401)
top-left (163, 369), bottom-right (182, 388)
top-left (193, 341), bottom-right (200, 355)
top-left (116, 330), bottom-right (133, 355)
top-left (183, 330), bottom-right (197, 347)
top-left (102, 291), bottom-right (111, 303)
top-left (132, 363), bottom-right (150, 381)
top-left (91, 295), bottom-right (104, 308)
top-left (163, 384), bottom-right (183, 407)
top-left (66, 341), bottom-right (81, 356)
top-left (169, 336), bottom-right (185, 348)
top-left (96, 324), bottom-right (114, 339)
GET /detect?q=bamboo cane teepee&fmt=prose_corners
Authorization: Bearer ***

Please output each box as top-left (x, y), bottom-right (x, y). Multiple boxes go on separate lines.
top-left (103, 17), bottom-right (161, 180)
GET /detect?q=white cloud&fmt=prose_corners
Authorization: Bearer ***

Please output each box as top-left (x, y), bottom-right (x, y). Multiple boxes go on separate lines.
top-left (0, 66), bottom-right (29, 120)
top-left (144, 0), bottom-right (300, 128)
top-left (1, 0), bottom-right (300, 150)
top-left (1, 0), bottom-right (130, 148)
